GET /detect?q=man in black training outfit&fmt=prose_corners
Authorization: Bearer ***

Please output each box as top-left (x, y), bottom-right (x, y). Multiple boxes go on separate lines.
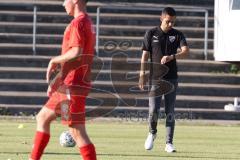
top-left (139, 7), bottom-right (189, 153)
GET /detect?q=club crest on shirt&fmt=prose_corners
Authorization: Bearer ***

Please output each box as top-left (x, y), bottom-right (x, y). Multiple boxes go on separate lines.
top-left (169, 36), bottom-right (176, 43)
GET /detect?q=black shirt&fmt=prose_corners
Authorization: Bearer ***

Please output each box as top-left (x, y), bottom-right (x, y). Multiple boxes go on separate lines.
top-left (142, 26), bottom-right (188, 80)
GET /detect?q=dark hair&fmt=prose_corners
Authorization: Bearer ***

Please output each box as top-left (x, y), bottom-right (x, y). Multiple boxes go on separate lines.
top-left (162, 7), bottom-right (176, 16)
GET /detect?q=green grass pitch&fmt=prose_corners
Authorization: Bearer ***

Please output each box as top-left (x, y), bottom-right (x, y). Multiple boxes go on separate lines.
top-left (0, 119), bottom-right (240, 160)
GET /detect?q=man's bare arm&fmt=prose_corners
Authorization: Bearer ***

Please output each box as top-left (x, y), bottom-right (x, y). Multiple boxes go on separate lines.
top-left (139, 50), bottom-right (150, 90)
top-left (161, 46), bottom-right (189, 64)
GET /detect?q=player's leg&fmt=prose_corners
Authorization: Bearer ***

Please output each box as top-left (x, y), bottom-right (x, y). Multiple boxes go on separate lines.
top-left (29, 107), bottom-right (57, 160)
top-left (65, 94), bottom-right (96, 160)
top-left (164, 79), bottom-right (178, 153)
top-left (149, 84), bottom-right (162, 134)
top-left (145, 84), bottom-right (162, 150)
top-left (69, 124), bottom-right (97, 160)
top-left (36, 106), bottom-right (57, 133)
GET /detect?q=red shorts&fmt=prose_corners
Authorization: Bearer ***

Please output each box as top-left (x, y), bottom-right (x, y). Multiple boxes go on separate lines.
top-left (45, 89), bottom-right (86, 125)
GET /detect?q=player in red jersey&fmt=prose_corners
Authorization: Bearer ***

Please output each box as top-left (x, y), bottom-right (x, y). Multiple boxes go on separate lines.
top-left (29, 0), bottom-right (96, 159)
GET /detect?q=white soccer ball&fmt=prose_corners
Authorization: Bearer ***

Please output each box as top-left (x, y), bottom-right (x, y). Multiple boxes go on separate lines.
top-left (59, 131), bottom-right (76, 147)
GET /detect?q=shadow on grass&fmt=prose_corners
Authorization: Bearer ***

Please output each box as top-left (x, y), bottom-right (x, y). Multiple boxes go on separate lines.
top-left (1, 152), bottom-right (239, 159)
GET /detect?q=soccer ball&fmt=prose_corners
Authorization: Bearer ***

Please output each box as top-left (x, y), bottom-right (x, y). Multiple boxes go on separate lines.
top-left (59, 131), bottom-right (76, 147)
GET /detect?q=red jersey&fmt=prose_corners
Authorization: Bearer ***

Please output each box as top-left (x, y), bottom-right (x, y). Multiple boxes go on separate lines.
top-left (60, 13), bottom-right (95, 92)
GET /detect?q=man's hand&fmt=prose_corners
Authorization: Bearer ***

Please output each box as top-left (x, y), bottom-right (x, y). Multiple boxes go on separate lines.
top-left (46, 60), bottom-right (58, 84)
top-left (161, 55), bottom-right (174, 64)
top-left (47, 86), bottom-right (53, 97)
top-left (139, 73), bottom-right (147, 91)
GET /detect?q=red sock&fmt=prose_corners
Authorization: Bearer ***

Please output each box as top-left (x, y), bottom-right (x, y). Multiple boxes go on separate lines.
top-left (30, 131), bottom-right (50, 160)
top-left (80, 143), bottom-right (97, 160)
